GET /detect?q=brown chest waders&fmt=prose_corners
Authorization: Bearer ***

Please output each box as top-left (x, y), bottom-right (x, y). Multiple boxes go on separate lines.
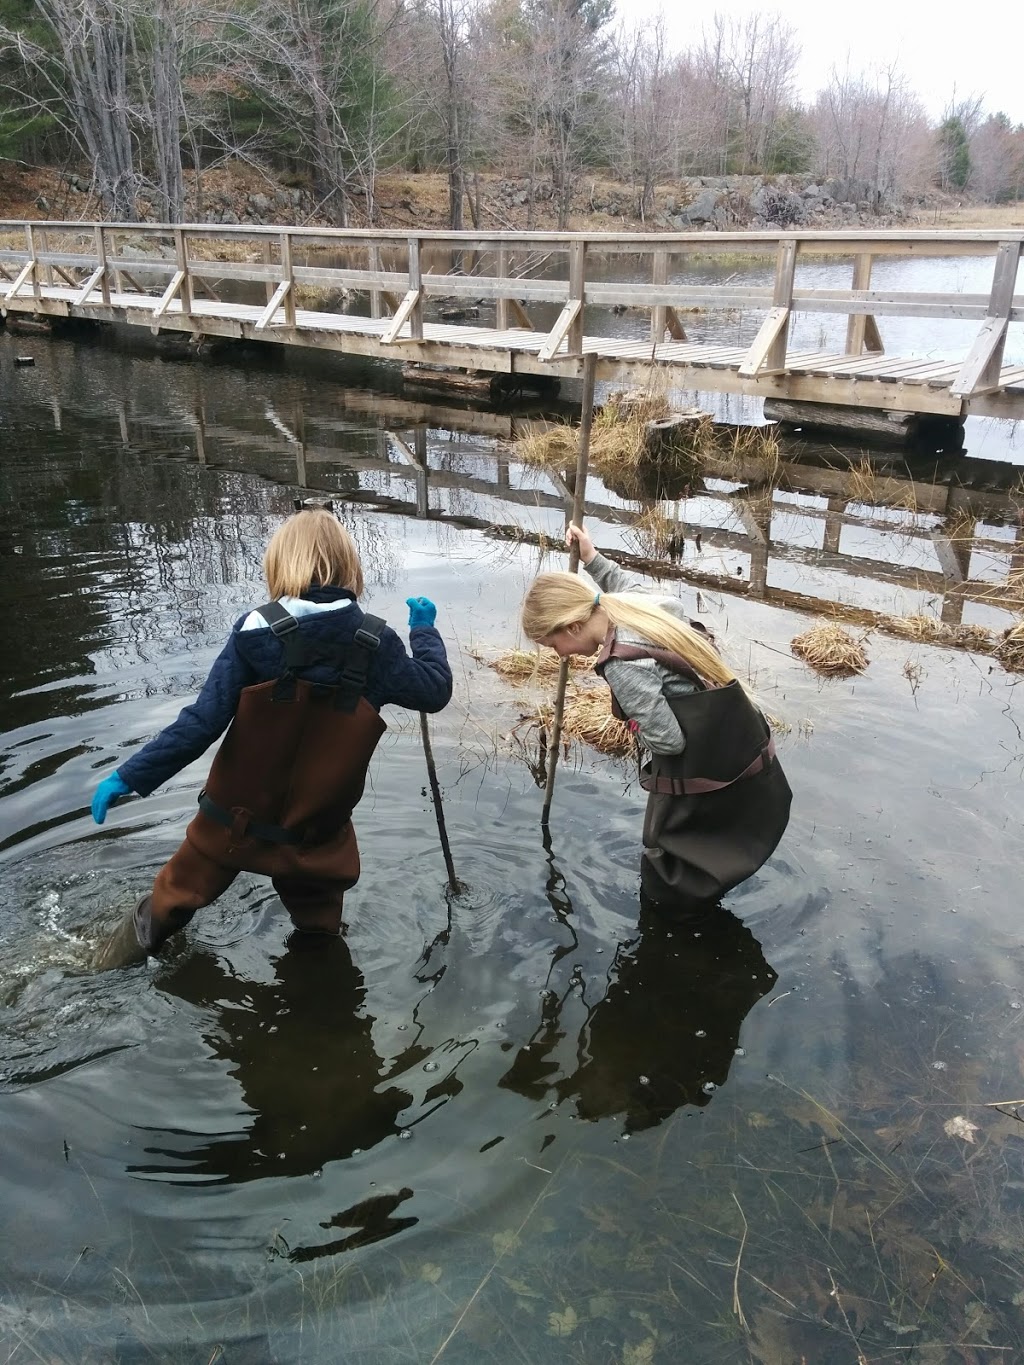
top-left (137, 605), bottom-right (389, 954)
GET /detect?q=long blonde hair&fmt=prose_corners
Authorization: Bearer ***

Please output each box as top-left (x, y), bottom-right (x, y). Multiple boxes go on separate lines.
top-left (263, 508), bottom-right (364, 599)
top-left (522, 572), bottom-right (736, 687)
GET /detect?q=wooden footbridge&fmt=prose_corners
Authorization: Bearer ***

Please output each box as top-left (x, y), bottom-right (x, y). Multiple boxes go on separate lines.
top-left (2, 220), bottom-right (1023, 421)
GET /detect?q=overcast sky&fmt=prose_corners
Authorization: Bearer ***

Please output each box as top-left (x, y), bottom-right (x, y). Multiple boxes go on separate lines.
top-left (618, 0), bottom-right (1023, 125)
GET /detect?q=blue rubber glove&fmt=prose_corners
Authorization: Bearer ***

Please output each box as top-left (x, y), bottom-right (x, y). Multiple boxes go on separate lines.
top-left (92, 771), bottom-right (132, 824)
top-left (406, 596), bottom-right (437, 629)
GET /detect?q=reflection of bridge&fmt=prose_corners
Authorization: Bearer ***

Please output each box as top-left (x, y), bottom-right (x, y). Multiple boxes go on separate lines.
top-left (2, 221), bottom-right (1024, 420)
top-left (108, 386), bottom-right (1021, 631)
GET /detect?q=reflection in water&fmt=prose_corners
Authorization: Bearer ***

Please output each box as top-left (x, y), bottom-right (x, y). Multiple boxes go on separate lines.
top-left (500, 905), bottom-right (777, 1133)
top-left (135, 936), bottom-right (417, 1183)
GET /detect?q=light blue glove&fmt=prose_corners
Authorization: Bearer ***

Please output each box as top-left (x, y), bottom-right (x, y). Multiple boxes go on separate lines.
top-left (92, 771), bottom-right (132, 824)
top-left (406, 596), bottom-right (437, 629)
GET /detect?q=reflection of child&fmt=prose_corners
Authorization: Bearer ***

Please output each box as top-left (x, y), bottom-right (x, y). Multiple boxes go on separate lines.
top-left (91, 507), bottom-right (452, 965)
top-left (521, 522), bottom-right (791, 911)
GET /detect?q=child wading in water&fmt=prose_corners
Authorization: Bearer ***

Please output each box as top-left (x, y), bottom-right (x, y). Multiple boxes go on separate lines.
top-left (91, 506), bottom-right (452, 966)
top-left (522, 522), bottom-right (791, 913)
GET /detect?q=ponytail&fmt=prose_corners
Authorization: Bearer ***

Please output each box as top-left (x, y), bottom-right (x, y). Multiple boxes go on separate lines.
top-left (522, 572), bottom-right (735, 688)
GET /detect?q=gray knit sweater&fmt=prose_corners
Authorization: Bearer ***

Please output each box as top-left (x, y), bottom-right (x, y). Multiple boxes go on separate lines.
top-left (585, 552), bottom-right (699, 756)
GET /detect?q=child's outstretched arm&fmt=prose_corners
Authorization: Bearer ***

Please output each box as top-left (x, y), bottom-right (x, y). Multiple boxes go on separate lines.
top-left (95, 635), bottom-right (258, 812)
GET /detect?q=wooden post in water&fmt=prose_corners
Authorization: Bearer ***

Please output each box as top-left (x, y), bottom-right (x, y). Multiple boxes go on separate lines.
top-left (541, 350), bottom-right (597, 827)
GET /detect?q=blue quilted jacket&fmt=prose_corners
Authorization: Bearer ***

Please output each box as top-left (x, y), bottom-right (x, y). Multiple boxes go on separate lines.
top-left (118, 587), bottom-right (452, 797)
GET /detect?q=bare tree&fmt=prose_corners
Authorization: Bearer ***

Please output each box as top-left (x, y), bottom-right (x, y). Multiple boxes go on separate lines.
top-left (3, 0), bottom-right (141, 218)
top-left (227, 0), bottom-right (396, 226)
top-left (811, 61), bottom-right (931, 207)
top-left (613, 15), bottom-right (676, 219)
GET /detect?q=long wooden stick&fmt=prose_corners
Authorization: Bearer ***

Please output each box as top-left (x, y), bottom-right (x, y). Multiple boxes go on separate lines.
top-left (420, 711), bottom-right (461, 892)
top-left (541, 350), bottom-right (597, 827)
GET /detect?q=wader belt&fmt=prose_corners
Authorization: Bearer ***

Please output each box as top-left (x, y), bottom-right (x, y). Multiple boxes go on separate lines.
top-left (255, 601), bottom-right (385, 711)
top-left (641, 736), bottom-right (777, 796)
top-left (197, 793), bottom-right (306, 844)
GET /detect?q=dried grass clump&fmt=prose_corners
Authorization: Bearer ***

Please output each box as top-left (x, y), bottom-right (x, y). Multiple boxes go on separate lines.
top-left (513, 388), bottom-right (711, 480)
top-left (791, 621), bottom-right (869, 677)
top-left (481, 647), bottom-right (595, 684)
top-left (994, 622), bottom-right (1024, 673)
top-left (515, 421), bottom-right (578, 469)
top-left (884, 614), bottom-right (995, 651)
top-left (540, 685), bottom-right (635, 757)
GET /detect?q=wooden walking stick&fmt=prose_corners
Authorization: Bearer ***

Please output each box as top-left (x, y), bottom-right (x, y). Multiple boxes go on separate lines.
top-left (420, 711), bottom-right (462, 893)
top-left (541, 350), bottom-right (597, 827)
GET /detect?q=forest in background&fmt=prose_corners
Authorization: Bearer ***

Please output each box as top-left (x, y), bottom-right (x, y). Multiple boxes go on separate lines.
top-left (1, 0), bottom-right (1023, 229)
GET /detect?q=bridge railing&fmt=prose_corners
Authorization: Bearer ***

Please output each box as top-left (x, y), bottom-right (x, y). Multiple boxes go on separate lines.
top-left (1, 221), bottom-right (1023, 398)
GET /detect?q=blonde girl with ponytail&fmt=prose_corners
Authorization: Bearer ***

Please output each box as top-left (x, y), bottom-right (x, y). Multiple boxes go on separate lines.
top-left (521, 522), bottom-right (792, 911)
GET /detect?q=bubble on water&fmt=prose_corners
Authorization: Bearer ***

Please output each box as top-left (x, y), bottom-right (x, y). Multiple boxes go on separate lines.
top-left (399, 1129), bottom-right (413, 1140)
top-left (931, 1061), bottom-right (948, 1070)
top-left (423, 1061), bottom-right (439, 1072)
top-left (620, 1132), bottom-right (631, 1141)
top-left (734, 1047), bottom-right (745, 1057)
top-left (548, 1102), bottom-right (558, 1110)
top-left (397, 1024), bottom-right (407, 1031)
top-left (1011, 1003), bottom-right (1022, 1011)
top-left (352, 1148), bottom-right (362, 1156)
top-left (312, 1168), bottom-right (323, 1179)
top-left (701, 1081), bottom-right (717, 1094)
top-left (638, 1075), bottom-right (650, 1086)
top-left (695, 1029), bottom-right (706, 1038)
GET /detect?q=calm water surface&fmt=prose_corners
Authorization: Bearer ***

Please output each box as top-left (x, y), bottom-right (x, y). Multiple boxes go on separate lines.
top-left (1, 325), bottom-right (1024, 1362)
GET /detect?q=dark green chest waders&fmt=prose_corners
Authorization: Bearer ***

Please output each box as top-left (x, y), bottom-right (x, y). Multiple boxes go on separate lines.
top-left (596, 633), bottom-right (792, 908)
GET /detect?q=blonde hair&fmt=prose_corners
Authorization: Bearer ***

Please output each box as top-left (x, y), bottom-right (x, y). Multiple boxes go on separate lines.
top-left (263, 508), bottom-right (364, 600)
top-left (521, 572), bottom-right (736, 688)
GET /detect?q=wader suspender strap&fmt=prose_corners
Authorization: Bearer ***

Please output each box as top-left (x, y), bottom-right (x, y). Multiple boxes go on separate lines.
top-left (253, 602), bottom-right (386, 710)
top-left (602, 638), bottom-right (777, 796)
top-left (196, 606), bottom-right (387, 842)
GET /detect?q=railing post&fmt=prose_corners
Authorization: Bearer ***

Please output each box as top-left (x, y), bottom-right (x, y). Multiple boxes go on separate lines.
top-left (95, 225), bottom-right (110, 304)
top-left (262, 240), bottom-right (275, 305)
top-left (280, 231), bottom-right (296, 327)
top-left (369, 242), bottom-right (383, 320)
top-left (496, 246), bottom-right (511, 332)
top-left (765, 238), bottom-right (797, 371)
top-left (24, 224), bottom-right (39, 301)
top-left (407, 237), bottom-right (423, 340)
top-left (174, 227), bottom-right (192, 319)
top-left (38, 228), bottom-right (53, 288)
top-left (846, 254), bottom-right (883, 355)
top-left (568, 239), bottom-right (586, 354)
top-left (950, 239), bottom-right (1022, 398)
top-left (651, 248), bottom-right (668, 345)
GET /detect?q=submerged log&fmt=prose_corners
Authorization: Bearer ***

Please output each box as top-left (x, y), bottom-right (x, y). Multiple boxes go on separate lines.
top-left (764, 398), bottom-right (964, 448)
top-left (6, 315), bottom-right (53, 335)
top-left (402, 364), bottom-right (560, 402)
